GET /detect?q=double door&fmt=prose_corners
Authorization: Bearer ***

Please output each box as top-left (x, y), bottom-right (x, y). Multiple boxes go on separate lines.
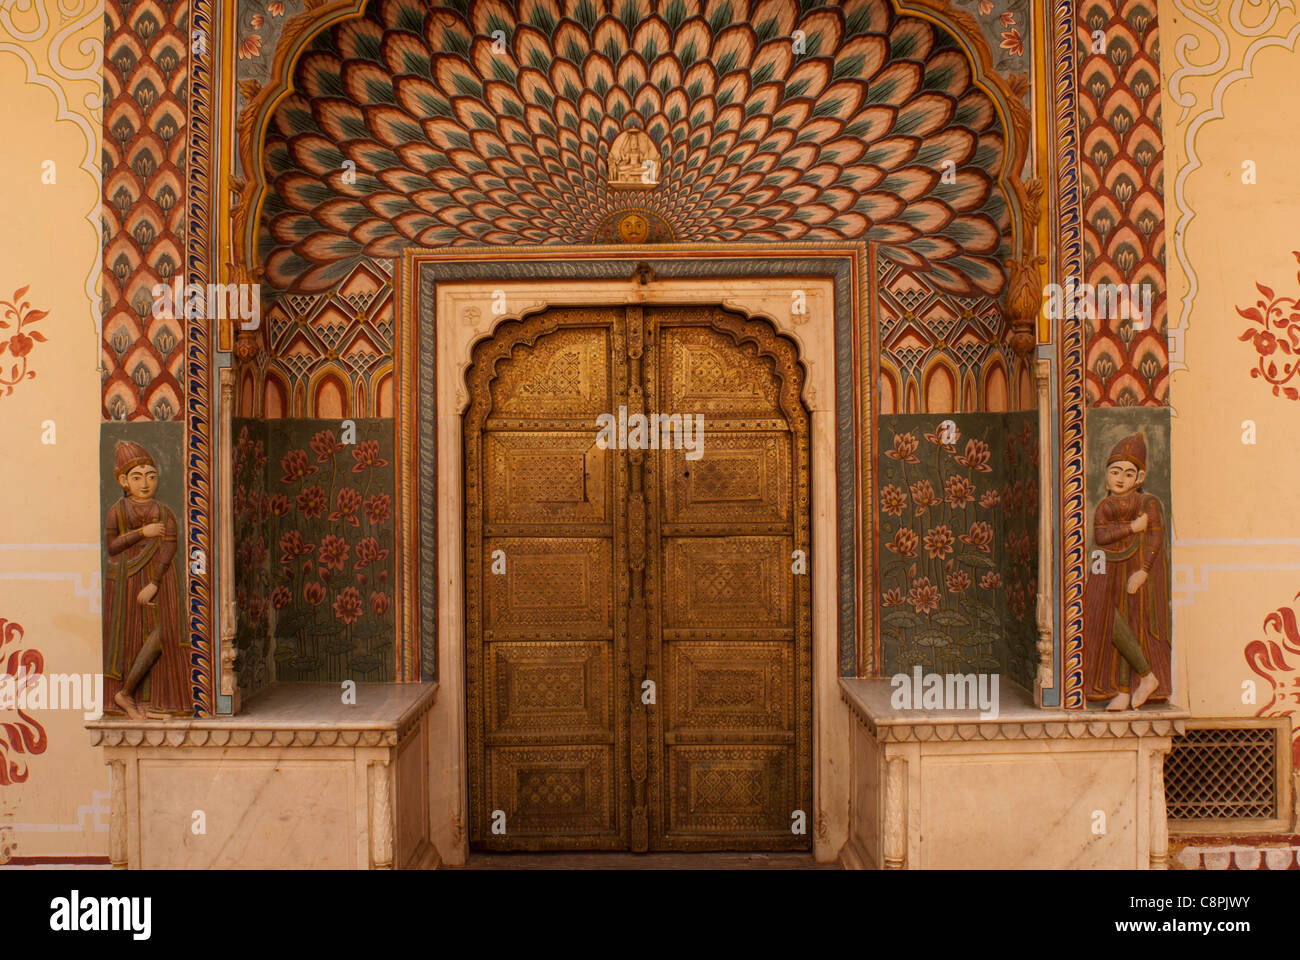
top-left (464, 304), bottom-right (811, 851)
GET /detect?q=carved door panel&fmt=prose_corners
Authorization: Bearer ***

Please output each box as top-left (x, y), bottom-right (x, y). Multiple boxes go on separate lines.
top-left (645, 307), bottom-right (812, 851)
top-left (465, 305), bottom-right (810, 853)
top-left (465, 311), bottom-right (631, 850)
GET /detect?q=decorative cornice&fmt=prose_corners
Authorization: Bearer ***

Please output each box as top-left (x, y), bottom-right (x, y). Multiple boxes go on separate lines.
top-left (842, 687), bottom-right (1187, 743)
top-left (88, 725), bottom-right (398, 749)
top-left (87, 682), bottom-right (438, 748)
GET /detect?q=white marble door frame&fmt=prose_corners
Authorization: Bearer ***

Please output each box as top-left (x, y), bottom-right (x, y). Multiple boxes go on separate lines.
top-left (428, 276), bottom-right (848, 864)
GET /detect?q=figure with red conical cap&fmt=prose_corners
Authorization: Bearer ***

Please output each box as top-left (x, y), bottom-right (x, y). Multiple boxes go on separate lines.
top-left (1083, 432), bottom-right (1172, 710)
top-left (103, 440), bottom-right (191, 719)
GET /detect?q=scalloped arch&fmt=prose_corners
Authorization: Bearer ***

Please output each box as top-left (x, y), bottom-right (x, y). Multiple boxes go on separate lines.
top-left (235, 0), bottom-right (1031, 298)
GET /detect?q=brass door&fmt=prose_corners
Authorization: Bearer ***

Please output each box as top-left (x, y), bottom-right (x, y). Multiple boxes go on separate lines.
top-left (465, 305), bottom-right (811, 852)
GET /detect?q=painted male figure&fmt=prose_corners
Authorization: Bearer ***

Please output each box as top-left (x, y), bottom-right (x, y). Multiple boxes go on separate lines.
top-left (104, 440), bottom-right (190, 719)
top-left (1083, 433), bottom-right (1172, 710)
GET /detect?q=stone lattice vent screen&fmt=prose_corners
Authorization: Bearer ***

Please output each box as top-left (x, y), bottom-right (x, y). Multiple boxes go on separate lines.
top-left (1164, 719), bottom-right (1294, 834)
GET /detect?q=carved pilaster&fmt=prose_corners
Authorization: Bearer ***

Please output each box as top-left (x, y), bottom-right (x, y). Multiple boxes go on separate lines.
top-left (1034, 358), bottom-right (1054, 706)
top-left (1150, 757), bottom-right (1169, 870)
top-left (883, 756), bottom-right (907, 869)
top-left (369, 760), bottom-right (394, 869)
top-left (625, 305), bottom-right (649, 853)
top-left (109, 759), bottom-right (127, 870)
top-left (218, 368), bottom-right (239, 712)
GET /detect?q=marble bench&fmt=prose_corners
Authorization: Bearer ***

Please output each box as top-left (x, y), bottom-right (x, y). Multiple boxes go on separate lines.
top-left (839, 677), bottom-right (1188, 869)
top-left (87, 681), bottom-right (438, 869)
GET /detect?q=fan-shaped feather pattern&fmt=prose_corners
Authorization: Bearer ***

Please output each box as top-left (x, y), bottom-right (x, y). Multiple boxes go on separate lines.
top-left (259, 0), bottom-right (1012, 296)
top-left (382, 31), bottom-right (431, 77)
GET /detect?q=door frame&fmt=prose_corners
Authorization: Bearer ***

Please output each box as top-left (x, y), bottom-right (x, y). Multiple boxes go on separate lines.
top-left (397, 244), bottom-right (875, 864)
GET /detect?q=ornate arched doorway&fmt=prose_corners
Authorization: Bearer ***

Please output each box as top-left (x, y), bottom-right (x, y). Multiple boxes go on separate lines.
top-left (462, 304), bottom-right (812, 851)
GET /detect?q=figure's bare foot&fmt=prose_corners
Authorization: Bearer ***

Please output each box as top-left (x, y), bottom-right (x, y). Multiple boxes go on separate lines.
top-left (1106, 692), bottom-right (1131, 711)
top-left (144, 709), bottom-right (170, 720)
top-left (1131, 672), bottom-right (1159, 709)
top-left (114, 691), bottom-right (145, 721)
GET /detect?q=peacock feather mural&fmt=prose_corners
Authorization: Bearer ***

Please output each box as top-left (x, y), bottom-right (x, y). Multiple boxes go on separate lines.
top-left (256, 0), bottom-right (1014, 297)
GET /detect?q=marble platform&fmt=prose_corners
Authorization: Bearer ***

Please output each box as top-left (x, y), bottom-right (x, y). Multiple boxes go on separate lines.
top-left (839, 678), bottom-right (1189, 869)
top-left (87, 682), bottom-right (438, 870)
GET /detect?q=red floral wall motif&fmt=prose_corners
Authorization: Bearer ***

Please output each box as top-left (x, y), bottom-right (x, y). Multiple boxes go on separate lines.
top-left (0, 618), bottom-right (48, 787)
top-left (0, 285), bottom-right (49, 399)
top-left (1076, 0), bottom-right (1167, 406)
top-left (102, 0), bottom-right (189, 421)
top-left (233, 419), bottom-right (398, 694)
top-left (1236, 252), bottom-right (1300, 401)
top-left (877, 412), bottom-right (1040, 687)
top-left (1246, 592), bottom-right (1300, 766)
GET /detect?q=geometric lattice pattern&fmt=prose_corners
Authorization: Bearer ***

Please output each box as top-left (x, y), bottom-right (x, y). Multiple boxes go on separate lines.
top-left (102, 0), bottom-right (189, 421)
top-left (239, 258), bottom-right (395, 418)
top-left (1165, 727), bottom-right (1280, 822)
top-left (1076, 0), bottom-right (1167, 406)
top-left (258, 0), bottom-right (1012, 297)
top-left (877, 252), bottom-right (1020, 412)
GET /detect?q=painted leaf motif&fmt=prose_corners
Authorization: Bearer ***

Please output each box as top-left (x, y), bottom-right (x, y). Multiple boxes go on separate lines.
top-left (929, 609), bottom-right (970, 627)
top-left (883, 609), bottom-right (920, 627)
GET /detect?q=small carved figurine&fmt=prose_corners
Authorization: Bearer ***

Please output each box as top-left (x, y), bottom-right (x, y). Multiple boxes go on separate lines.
top-left (104, 441), bottom-right (190, 719)
top-left (1083, 433), bottom-right (1171, 710)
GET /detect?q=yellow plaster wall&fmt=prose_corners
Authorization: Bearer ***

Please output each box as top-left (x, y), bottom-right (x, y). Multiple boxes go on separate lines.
top-left (1160, 0), bottom-right (1300, 753)
top-left (4, 0), bottom-right (1300, 862)
top-left (0, 0), bottom-right (108, 860)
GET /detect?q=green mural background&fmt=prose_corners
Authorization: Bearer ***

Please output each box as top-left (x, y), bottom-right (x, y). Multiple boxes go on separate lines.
top-left (877, 411), bottom-right (1039, 689)
top-left (232, 418), bottom-right (397, 696)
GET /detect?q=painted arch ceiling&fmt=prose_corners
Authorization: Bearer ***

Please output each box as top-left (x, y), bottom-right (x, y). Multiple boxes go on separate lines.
top-left (257, 0), bottom-right (1013, 297)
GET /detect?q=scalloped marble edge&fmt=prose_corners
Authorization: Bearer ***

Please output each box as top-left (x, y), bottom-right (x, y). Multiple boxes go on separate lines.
top-left (841, 692), bottom-right (1189, 743)
top-left (86, 726), bottom-right (401, 748)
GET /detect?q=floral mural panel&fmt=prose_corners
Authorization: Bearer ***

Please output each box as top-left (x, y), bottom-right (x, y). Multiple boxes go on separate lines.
top-left (232, 417), bottom-right (270, 696)
top-left (877, 411), bottom-right (1039, 690)
top-left (234, 418), bottom-right (398, 689)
